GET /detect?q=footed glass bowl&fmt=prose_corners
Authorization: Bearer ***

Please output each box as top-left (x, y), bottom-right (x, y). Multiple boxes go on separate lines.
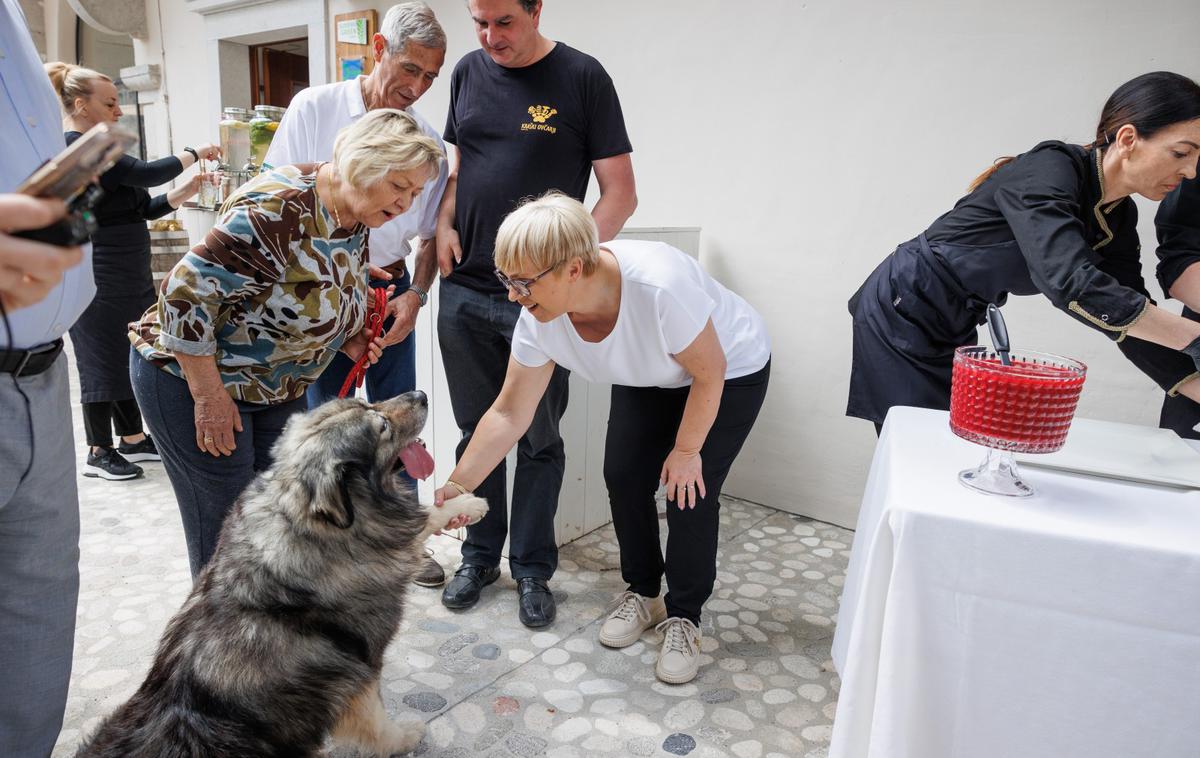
top-left (949, 346), bottom-right (1087, 497)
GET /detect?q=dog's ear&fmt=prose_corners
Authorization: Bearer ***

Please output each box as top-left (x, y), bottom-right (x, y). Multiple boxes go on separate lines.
top-left (309, 462), bottom-right (362, 529)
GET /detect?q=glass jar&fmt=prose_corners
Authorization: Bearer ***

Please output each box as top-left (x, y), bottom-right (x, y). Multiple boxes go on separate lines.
top-left (248, 104), bottom-right (286, 170)
top-left (218, 107), bottom-right (252, 173)
top-left (197, 170), bottom-right (220, 210)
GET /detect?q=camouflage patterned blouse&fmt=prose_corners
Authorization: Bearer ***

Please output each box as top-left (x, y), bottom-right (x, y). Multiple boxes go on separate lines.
top-left (130, 164), bottom-right (369, 404)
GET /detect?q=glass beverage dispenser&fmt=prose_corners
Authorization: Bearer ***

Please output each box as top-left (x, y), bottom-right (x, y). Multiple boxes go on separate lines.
top-left (218, 106), bottom-right (255, 196)
top-left (249, 105), bottom-right (286, 169)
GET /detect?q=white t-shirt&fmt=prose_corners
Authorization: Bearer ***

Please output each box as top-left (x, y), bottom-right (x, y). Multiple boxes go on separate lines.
top-left (263, 77), bottom-right (449, 268)
top-left (511, 240), bottom-right (770, 388)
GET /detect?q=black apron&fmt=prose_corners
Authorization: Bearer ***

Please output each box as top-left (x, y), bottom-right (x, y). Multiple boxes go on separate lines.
top-left (69, 222), bottom-right (156, 403)
top-left (846, 233), bottom-right (1038, 425)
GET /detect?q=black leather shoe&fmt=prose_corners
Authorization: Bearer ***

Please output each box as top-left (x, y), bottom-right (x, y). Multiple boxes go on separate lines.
top-left (517, 577), bottom-right (556, 628)
top-left (441, 564), bottom-right (500, 609)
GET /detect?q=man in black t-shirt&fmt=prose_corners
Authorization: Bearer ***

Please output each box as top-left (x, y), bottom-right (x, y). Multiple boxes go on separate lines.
top-left (434, 0), bottom-right (636, 627)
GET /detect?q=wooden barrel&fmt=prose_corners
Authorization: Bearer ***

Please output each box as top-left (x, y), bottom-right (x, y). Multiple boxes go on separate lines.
top-left (149, 229), bottom-right (190, 283)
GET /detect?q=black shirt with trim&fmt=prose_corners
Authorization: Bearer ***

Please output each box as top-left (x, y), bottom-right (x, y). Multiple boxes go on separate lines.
top-left (443, 43), bottom-right (632, 293)
top-left (924, 141), bottom-right (1147, 334)
top-left (916, 140), bottom-right (1198, 393)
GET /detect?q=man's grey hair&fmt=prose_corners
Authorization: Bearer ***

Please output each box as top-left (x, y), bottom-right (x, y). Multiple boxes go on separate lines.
top-left (380, 2), bottom-right (447, 54)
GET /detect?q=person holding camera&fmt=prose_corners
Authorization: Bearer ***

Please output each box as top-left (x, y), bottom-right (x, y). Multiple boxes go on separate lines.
top-left (0, 3), bottom-right (95, 754)
top-left (47, 61), bottom-right (219, 480)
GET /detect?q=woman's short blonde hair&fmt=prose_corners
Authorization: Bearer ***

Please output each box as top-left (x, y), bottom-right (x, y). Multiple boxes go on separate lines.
top-left (332, 108), bottom-right (444, 191)
top-left (495, 192), bottom-right (600, 276)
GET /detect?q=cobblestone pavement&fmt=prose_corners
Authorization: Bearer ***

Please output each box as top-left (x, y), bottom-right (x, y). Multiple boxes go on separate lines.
top-left (54, 357), bottom-right (848, 758)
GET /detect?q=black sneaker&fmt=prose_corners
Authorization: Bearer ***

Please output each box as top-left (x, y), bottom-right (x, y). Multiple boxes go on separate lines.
top-left (117, 436), bottom-right (161, 463)
top-left (84, 448), bottom-right (144, 481)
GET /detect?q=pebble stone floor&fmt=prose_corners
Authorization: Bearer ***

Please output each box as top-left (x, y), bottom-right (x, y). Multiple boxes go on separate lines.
top-left (53, 355), bottom-right (851, 758)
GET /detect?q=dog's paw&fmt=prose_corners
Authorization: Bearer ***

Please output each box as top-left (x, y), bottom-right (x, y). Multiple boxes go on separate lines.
top-left (437, 494), bottom-right (487, 529)
top-left (424, 495), bottom-right (489, 537)
top-left (451, 495), bottom-right (488, 526)
top-left (381, 719), bottom-right (425, 756)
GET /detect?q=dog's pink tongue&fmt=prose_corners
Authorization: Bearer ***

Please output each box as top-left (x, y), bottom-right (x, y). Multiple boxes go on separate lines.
top-left (399, 441), bottom-right (435, 480)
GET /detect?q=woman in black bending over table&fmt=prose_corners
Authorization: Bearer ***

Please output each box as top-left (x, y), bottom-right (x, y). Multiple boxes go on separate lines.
top-left (848, 71), bottom-right (1200, 434)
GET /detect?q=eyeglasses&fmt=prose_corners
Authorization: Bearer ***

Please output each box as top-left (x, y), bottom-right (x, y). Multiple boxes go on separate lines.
top-left (494, 265), bottom-right (556, 298)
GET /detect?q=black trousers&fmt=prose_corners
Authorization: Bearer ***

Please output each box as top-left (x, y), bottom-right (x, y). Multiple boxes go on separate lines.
top-left (81, 398), bottom-right (144, 448)
top-left (437, 279), bottom-right (569, 580)
top-left (605, 360), bottom-right (770, 625)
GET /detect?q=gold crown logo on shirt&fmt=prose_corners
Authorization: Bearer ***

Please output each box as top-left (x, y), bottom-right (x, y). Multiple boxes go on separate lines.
top-left (527, 105), bottom-right (558, 123)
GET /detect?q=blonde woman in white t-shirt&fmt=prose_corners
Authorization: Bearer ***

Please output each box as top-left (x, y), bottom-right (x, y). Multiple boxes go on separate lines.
top-left (434, 192), bottom-right (771, 685)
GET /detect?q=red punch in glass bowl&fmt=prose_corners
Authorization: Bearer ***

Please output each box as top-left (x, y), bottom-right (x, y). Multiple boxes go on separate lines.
top-left (949, 346), bottom-right (1087, 496)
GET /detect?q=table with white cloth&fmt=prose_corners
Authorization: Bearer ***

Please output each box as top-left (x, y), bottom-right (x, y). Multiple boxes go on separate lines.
top-left (830, 406), bottom-right (1200, 758)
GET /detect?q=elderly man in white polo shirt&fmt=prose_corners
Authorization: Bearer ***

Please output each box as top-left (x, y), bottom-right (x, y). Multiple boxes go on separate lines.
top-left (265, 1), bottom-right (449, 586)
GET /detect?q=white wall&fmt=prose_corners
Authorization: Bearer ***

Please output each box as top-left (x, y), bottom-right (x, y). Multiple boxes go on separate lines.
top-left (358, 0), bottom-right (1200, 528)
top-left (133, 0), bottom-right (1200, 528)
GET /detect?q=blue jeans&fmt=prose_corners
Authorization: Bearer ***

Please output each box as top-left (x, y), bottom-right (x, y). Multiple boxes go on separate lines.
top-left (437, 278), bottom-right (569, 581)
top-left (306, 270), bottom-right (416, 408)
top-left (130, 349), bottom-right (306, 578)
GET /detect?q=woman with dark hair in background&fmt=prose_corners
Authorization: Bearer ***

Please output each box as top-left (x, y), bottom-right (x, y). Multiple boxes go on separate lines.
top-left (847, 71), bottom-right (1200, 432)
top-left (47, 61), bottom-right (219, 480)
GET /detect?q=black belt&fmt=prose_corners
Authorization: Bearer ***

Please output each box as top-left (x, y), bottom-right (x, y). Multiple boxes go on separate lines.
top-left (0, 339), bottom-right (64, 377)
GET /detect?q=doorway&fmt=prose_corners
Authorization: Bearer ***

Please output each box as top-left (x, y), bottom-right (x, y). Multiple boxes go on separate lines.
top-left (248, 38), bottom-right (309, 108)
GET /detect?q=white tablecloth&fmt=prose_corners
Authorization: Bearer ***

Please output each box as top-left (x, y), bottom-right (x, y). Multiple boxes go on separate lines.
top-left (830, 406), bottom-right (1200, 758)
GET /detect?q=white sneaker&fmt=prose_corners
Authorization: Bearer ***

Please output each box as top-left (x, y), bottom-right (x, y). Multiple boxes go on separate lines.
top-left (654, 617), bottom-right (702, 684)
top-left (599, 591), bottom-right (666, 648)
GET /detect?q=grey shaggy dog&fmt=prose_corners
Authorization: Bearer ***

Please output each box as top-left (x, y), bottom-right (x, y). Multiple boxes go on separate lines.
top-left (75, 391), bottom-right (488, 758)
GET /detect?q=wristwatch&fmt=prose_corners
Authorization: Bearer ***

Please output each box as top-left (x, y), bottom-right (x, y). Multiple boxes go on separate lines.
top-left (183, 146), bottom-right (199, 162)
top-left (407, 284), bottom-right (429, 307)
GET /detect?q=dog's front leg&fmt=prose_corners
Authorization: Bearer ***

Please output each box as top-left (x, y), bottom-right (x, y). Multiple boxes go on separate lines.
top-left (418, 494), bottom-right (489, 542)
top-left (330, 680), bottom-right (425, 757)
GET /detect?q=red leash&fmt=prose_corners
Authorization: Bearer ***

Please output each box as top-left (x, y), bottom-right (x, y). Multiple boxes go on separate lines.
top-left (337, 286), bottom-right (390, 399)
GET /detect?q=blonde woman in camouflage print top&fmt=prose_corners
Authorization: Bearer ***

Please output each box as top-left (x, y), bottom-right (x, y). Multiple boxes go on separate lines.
top-left (129, 109), bottom-right (445, 576)
top-left (131, 165), bottom-right (371, 404)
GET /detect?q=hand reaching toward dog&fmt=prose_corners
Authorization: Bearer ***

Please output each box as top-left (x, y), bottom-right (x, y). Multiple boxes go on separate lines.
top-left (661, 448), bottom-right (706, 510)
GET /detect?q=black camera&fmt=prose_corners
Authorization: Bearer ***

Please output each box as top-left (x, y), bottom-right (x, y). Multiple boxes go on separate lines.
top-left (14, 183), bottom-right (104, 246)
top-left (13, 123), bottom-right (135, 247)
